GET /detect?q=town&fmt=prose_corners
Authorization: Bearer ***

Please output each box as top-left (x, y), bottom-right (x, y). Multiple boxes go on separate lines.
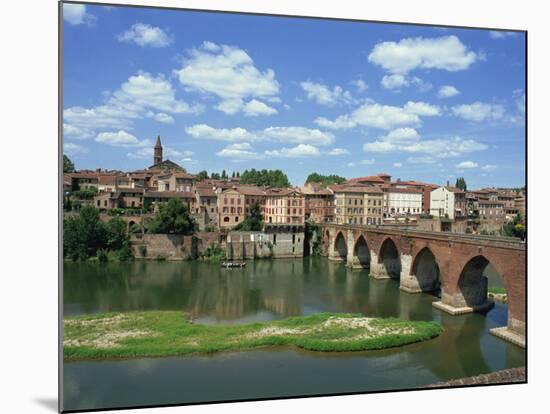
top-left (63, 136), bottom-right (526, 261)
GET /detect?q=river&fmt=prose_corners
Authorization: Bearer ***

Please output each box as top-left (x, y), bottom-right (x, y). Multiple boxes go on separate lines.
top-left (63, 257), bottom-right (525, 411)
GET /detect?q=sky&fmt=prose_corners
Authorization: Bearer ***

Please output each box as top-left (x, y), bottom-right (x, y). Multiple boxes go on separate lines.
top-left (62, 2), bottom-right (526, 188)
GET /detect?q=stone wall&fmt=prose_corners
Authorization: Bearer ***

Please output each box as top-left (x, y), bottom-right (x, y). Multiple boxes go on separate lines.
top-left (226, 231), bottom-right (304, 260)
top-left (131, 231), bottom-right (223, 260)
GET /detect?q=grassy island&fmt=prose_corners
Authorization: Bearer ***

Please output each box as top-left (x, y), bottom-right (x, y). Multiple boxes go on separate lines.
top-left (64, 312), bottom-right (442, 360)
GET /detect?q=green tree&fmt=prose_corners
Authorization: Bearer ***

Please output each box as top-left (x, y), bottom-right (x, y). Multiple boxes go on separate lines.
top-left (455, 177), bottom-right (467, 191)
top-left (240, 168), bottom-right (290, 188)
top-left (147, 199), bottom-right (197, 235)
top-left (196, 170), bottom-right (209, 181)
top-left (234, 202), bottom-right (263, 231)
top-left (503, 213), bottom-right (526, 240)
top-left (221, 170), bottom-right (227, 179)
top-left (105, 217), bottom-right (128, 251)
top-left (63, 205), bottom-right (107, 260)
top-left (211, 172), bottom-right (221, 180)
top-left (305, 172), bottom-right (346, 186)
top-left (63, 154), bottom-right (75, 173)
top-left (236, 171), bottom-right (240, 178)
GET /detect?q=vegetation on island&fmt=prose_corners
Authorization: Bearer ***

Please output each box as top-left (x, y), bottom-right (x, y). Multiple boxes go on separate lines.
top-left (64, 205), bottom-right (133, 262)
top-left (63, 311), bottom-right (443, 360)
top-left (239, 168), bottom-right (290, 188)
top-left (306, 172), bottom-right (347, 186)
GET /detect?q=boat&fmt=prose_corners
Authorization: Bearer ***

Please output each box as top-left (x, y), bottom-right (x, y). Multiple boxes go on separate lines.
top-left (221, 261), bottom-right (247, 268)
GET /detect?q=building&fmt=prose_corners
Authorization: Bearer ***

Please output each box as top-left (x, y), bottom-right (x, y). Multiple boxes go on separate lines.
top-left (478, 200), bottom-right (505, 221)
top-left (193, 185), bottom-right (219, 229)
top-left (148, 136), bottom-right (185, 172)
top-left (157, 172), bottom-right (196, 192)
top-left (264, 188), bottom-right (305, 225)
top-left (144, 191), bottom-right (196, 212)
top-left (430, 186), bottom-right (466, 220)
top-left (346, 175), bottom-right (386, 186)
top-left (330, 184), bottom-right (384, 225)
top-left (385, 187), bottom-right (423, 217)
top-left (218, 187), bottom-right (247, 229)
top-left (301, 184), bottom-right (334, 223)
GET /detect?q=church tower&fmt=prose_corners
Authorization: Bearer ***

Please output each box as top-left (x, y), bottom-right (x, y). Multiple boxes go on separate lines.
top-left (154, 135), bottom-right (163, 165)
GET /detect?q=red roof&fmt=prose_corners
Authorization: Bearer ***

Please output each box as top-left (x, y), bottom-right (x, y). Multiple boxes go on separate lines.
top-left (347, 175), bottom-right (385, 184)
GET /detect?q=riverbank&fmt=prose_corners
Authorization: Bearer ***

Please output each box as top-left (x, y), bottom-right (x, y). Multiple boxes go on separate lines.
top-left (428, 367), bottom-right (525, 387)
top-left (64, 311), bottom-right (442, 360)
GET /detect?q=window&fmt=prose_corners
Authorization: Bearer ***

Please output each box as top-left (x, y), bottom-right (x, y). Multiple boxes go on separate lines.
top-left (224, 217), bottom-right (229, 222)
top-left (235, 217), bottom-right (239, 222)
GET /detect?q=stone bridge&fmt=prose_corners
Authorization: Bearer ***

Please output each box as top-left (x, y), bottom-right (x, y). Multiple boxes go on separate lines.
top-left (320, 224), bottom-right (526, 347)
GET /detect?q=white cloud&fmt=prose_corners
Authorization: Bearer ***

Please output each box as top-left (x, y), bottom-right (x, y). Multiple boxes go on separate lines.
top-left (456, 160), bottom-right (478, 169)
top-left (185, 124), bottom-right (334, 146)
top-left (361, 159), bottom-right (376, 165)
top-left (363, 141), bottom-right (396, 153)
top-left (95, 131), bottom-right (151, 147)
top-left (365, 136), bottom-right (487, 158)
top-left (368, 35), bottom-right (478, 74)
top-left (378, 127), bottom-right (420, 143)
top-left (381, 74), bottom-right (409, 89)
top-left (128, 147), bottom-right (192, 160)
top-left (262, 127), bottom-right (334, 146)
top-left (300, 81), bottom-right (353, 106)
top-left (393, 162), bottom-right (403, 168)
top-left (174, 41), bottom-right (279, 115)
top-left (146, 112), bottom-right (174, 124)
top-left (315, 102), bottom-right (421, 130)
top-left (63, 123), bottom-right (94, 140)
top-left (117, 23), bottom-right (173, 48)
top-left (351, 79), bottom-right (368, 93)
top-left (63, 4), bottom-right (95, 26)
top-left (489, 31), bottom-right (518, 39)
top-left (243, 99), bottom-right (278, 116)
top-left (265, 144), bottom-right (321, 158)
top-left (404, 101), bottom-right (441, 116)
top-left (216, 143), bottom-right (265, 161)
top-left (64, 71), bottom-right (200, 138)
top-left (451, 102), bottom-right (505, 121)
top-left (407, 156), bottom-right (436, 164)
top-left (64, 142), bottom-right (88, 155)
top-left (438, 85), bottom-right (460, 98)
top-left (186, 124), bottom-right (256, 142)
top-left (328, 148), bottom-right (351, 156)
top-left (514, 90), bottom-right (525, 113)
top-left (482, 164), bottom-right (497, 171)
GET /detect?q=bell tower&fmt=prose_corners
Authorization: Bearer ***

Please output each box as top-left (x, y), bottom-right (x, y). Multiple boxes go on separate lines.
top-left (154, 135), bottom-right (163, 165)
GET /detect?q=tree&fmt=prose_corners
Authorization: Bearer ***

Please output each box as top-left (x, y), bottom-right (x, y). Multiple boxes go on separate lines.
top-left (455, 177), bottom-right (467, 191)
top-left (232, 171), bottom-right (235, 178)
top-left (305, 172), bottom-right (346, 186)
top-left (147, 199), bottom-right (197, 235)
top-left (211, 172), bottom-right (221, 180)
top-left (503, 213), bottom-right (526, 240)
top-left (63, 205), bottom-right (107, 260)
top-left (236, 171), bottom-right (240, 178)
top-left (234, 202), bottom-right (263, 231)
top-left (221, 170), bottom-right (227, 179)
top-left (104, 217), bottom-right (128, 251)
top-left (240, 168), bottom-right (290, 188)
top-left (196, 170), bottom-right (209, 181)
top-left (63, 154), bottom-right (75, 173)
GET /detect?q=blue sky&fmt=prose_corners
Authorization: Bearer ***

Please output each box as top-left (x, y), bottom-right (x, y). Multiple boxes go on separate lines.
top-left (62, 2), bottom-right (526, 188)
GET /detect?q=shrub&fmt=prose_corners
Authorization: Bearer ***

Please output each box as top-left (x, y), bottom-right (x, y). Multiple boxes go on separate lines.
top-left (117, 242), bottom-right (134, 262)
top-left (96, 249), bottom-right (108, 263)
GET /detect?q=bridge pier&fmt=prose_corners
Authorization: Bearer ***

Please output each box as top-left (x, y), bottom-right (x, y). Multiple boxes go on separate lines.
top-left (369, 250), bottom-right (391, 279)
top-left (432, 277), bottom-right (494, 316)
top-left (399, 254), bottom-right (423, 293)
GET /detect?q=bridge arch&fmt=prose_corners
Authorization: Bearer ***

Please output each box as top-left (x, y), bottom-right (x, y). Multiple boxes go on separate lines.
top-left (353, 235), bottom-right (370, 269)
top-left (379, 237), bottom-right (401, 279)
top-left (334, 231), bottom-right (348, 260)
top-left (410, 247), bottom-right (441, 292)
top-left (454, 255), bottom-right (504, 309)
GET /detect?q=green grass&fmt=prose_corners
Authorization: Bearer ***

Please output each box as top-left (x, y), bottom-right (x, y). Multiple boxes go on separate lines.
top-left (63, 311), bottom-right (442, 361)
top-left (488, 287), bottom-right (507, 294)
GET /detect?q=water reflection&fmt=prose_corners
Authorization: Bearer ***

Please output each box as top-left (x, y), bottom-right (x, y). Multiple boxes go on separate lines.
top-left (63, 257), bottom-right (525, 412)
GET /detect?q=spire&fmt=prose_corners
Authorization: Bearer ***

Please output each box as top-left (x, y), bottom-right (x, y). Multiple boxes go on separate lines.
top-left (153, 135), bottom-right (163, 165)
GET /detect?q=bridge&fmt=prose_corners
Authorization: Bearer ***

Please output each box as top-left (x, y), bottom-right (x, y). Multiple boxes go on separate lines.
top-left (320, 224), bottom-right (526, 347)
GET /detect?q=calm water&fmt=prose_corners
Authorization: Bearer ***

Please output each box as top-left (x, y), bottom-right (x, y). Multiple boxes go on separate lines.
top-left (63, 258), bottom-right (525, 411)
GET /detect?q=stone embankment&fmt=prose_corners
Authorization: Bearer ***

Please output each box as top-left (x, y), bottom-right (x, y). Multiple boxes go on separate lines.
top-left (428, 367), bottom-right (525, 387)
